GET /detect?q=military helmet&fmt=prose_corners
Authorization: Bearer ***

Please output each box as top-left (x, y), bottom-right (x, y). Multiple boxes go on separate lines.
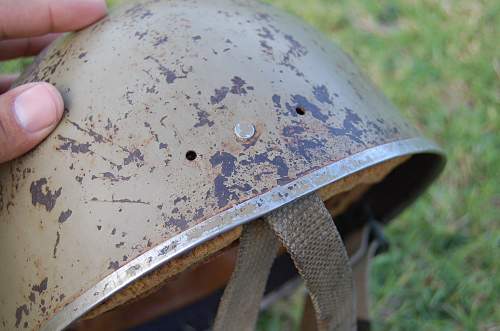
top-left (0, 0), bottom-right (445, 330)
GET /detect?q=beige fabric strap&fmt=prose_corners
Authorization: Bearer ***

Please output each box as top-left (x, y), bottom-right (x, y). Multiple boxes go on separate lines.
top-left (302, 224), bottom-right (379, 331)
top-left (212, 220), bottom-right (279, 331)
top-left (213, 193), bottom-right (355, 331)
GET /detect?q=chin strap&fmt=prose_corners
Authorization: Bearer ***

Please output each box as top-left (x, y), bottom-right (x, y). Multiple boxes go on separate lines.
top-left (213, 193), bottom-right (356, 331)
top-left (301, 215), bottom-right (388, 331)
top-left (212, 217), bottom-right (280, 331)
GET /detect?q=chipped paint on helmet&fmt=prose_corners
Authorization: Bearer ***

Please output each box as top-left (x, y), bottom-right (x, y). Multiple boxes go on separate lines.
top-left (0, 0), bottom-right (444, 329)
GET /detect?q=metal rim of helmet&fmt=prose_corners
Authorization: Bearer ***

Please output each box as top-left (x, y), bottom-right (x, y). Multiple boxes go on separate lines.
top-left (0, 0), bottom-right (447, 329)
top-left (41, 137), bottom-right (444, 331)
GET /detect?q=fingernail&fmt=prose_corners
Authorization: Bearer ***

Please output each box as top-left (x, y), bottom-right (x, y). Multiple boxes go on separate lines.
top-left (13, 84), bottom-right (62, 133)
top-left (81, 0), bottom-right (108, 13)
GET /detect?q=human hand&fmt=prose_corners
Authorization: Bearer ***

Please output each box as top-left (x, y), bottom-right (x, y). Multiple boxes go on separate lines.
top-left (0, 0), bottom-right (107, 164)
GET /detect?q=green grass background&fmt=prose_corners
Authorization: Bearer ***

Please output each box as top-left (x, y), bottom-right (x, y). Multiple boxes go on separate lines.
top-left (1, 0), bottom-right (498, 330)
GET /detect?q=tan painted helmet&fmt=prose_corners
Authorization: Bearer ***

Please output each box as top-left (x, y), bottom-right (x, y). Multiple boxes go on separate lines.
top-left (0, 0), bottom-right (445, 330)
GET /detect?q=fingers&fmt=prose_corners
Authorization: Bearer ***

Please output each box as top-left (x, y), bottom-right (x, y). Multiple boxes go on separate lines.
top-left (0, 0), bottom-right (104, 163)
top-left (0, 83), bottom-right (64, 163)
top-left (0, 33), bottom-right (61, 61)
top-left (0, 74), bottom-right (18, 94)
top-left (0, 0), bottom-right (107, 39)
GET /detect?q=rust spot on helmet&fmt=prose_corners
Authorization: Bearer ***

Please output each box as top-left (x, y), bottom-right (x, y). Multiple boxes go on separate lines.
top-left (210, 152), bottom-right (237, 177)
top-left (287, 95), bottom-right (328, 122)
top-left (313, 85), bottom-right (334, 105)
top-left (29, 178), bottom-right (62, 212)
top-left (123, 149), bottom-right (145, 167)
top-left (210, 87), bottom-right (230, 105)
top-left (58, 210), bottom-right (73, 223)
top-left (329, 107), bottom-right (366, 145)
top-left (210, 76), bottom-right (253, 105)
top-left (108, 261), bottom-right (119, 271)
top-left (14, 304), bottom-right (29, 328)
top-left (57, 135), bottom-right (92, 154)
top-left (193, 108), bottom-right (214, 128)
top-left (53, 231), bottom-right (61, 258)
top-left (153, 35), bottom-right (168, 47)
top-left (31, 278), bottom-right (48, 295)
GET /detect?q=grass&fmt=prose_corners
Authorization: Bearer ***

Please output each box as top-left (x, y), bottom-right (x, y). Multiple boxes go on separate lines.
top-left (1, 0), bottom-right (498, 330)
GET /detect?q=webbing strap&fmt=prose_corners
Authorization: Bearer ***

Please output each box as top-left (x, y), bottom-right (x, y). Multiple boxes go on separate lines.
top-left (212, 220), bottom-right (279, 331)
top-left (302, 224), bottom-right (379, 331)
top-left (213, 193), bottom-right (355, 331)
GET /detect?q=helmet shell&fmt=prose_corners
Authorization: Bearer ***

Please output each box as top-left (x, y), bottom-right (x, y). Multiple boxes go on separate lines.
top-left (0, 0), bottom-right (444, 329)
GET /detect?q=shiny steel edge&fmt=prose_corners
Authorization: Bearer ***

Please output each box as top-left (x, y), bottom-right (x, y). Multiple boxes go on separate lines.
top-left (41, 137), bottom-right (443, 331)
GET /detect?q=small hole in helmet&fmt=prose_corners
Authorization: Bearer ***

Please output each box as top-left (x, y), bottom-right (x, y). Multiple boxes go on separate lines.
top-left (296, 107), bottom-right (306, 115)
top-left (185, 151), bottom-right (197, 161)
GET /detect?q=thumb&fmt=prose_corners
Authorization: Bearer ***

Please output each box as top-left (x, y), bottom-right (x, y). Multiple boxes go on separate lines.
top-left (0, 83), bottom-right (63, 163)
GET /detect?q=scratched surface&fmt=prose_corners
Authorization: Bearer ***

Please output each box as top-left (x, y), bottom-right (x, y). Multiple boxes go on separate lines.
top-left (0, 0), bottom-right (422, 329)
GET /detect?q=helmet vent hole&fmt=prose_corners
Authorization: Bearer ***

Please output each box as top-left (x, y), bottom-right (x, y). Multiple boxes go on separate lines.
top-left (185, 151), bottom-right (197, 161)
top-left (296, 107), bottom-right (306, 115)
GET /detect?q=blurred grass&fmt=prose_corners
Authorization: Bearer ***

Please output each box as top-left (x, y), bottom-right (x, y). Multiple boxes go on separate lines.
top-left (1, 0), bottom-right (498, 330)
